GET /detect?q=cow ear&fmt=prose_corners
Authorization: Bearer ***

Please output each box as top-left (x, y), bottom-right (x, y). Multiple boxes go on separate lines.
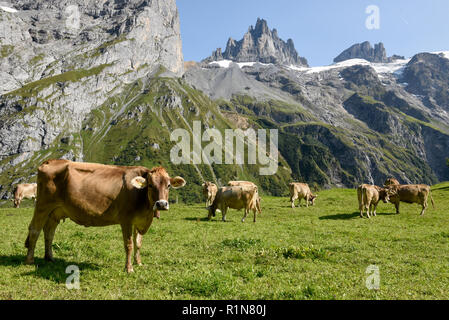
top-left (171, 176), bottom-right (186, 189)
top-left (131, 176), bottom-right (147, 189)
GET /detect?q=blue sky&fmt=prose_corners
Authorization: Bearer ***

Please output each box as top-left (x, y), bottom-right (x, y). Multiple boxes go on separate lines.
top-left (177, 0), bottom-right (449, 66)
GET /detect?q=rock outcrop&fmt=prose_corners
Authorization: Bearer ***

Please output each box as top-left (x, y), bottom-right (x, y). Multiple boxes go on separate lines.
top-left (204, 18), bottom-right (308, 67)
top-left (334, 41), bottom-right (404, 63)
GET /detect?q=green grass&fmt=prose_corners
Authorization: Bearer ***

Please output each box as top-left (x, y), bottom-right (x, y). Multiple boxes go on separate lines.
top-left (0, 184), bottom-right (448, 300)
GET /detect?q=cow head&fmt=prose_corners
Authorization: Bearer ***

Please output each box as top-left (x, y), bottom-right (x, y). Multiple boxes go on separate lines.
top-left (379, 188), bottom-right (391, 203)
top-left (131, 167), bottom-right (186, 212)
top-left (309, 194), bottom-right (318, 206)
top-left (202, 182), bottom-right (215, 198)
top-left (385, 185), bottom-right (399, 200)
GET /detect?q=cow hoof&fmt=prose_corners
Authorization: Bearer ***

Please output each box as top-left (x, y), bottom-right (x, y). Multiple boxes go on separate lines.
top-left (45, 256), bottom-right (55, 262)
top-left (25, 258), bottom-right (34, 265)
top-left (125, 266), bottom-right (134, 273)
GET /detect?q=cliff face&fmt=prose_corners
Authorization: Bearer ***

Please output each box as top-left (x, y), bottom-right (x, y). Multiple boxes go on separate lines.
top-left (205, 18), bottom-right (308, 67)
top-left (0, 0), bottom-right (183, 189)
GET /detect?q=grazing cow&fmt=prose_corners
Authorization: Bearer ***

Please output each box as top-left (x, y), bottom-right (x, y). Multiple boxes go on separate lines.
top-left (13, 183), bottom-right (37, 208)
top-left (208, 185), bottom-right (259, 223)
top-left (202, 182), bottom-right (218, 208)
top-left (24, 159), bottom-right (186, 273)
top-left (384, 178), bottom-right (400, 186)
top-left (227, 181), bottom-right (262, 214)
top-left (289, 183), bottom-right (317, 208)
top-left (357, 184), bottom-right (390, 218)
top-left (386, 184), bottom-right (435, 216)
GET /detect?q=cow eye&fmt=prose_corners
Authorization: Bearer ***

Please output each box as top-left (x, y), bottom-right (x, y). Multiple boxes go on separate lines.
top-left (168, 184), bottom-right (171, 189)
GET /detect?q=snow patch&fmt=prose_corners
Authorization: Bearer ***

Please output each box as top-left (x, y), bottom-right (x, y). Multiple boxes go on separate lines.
top-left (0, 5), bottom-right (18, 13)
top-left (209, 60), bottom-right (234, 68)
top-left (209, 60), bottom-right (271, 69)
top-left (432, 51), bottom-right (449, 60)
top-left (288, 58), bottom-right (410, 76)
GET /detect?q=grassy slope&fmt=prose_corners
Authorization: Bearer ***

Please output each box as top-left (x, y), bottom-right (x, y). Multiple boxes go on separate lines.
top-left (0, 183), bottom-right (447, 300)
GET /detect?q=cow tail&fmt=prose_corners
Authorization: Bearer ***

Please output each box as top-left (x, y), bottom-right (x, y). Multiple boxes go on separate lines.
top-left (361, 187), bottom-right (367, 210)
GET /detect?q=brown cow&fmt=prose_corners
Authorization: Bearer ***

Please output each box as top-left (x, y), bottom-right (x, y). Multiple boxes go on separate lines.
top-left (289, 183), bottom-right (317, 208)
top-left (227, 181), bottom-right (262, 214)
top-left (24, 159), bottom-right (186, 273)
top-left (13, 183), bottom-right (37, 208)
top-left (357, 184), bottom-right (389, 218)
top-left (384, 178), bottom-right (400, 186)
top-left (208, 185), bottom-right (259, 223)
top-left (202, 182), bottom-right (218, 208)
top-left (386, 184), bottom-right (435, 216)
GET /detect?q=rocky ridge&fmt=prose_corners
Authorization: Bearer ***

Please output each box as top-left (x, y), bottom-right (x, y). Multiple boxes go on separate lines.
top-left (334, 41), bottom-right (404, 63)
top-left (204, 18), bottom-right (308, 67)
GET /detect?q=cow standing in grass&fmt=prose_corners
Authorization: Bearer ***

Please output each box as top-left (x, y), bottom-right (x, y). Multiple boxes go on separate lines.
top-left (13, 183), bottom-right (37, 208)
top-left (227, 181), bottom-right (262, 215)
top-left (386, 184), bottom-right (435, 216)
top-left (357, 184), bottom-right (390, 218)
top-left (208, 185), bottom-right (260, 223)
top-left (289, 183), bottom-right (317, 208)
top-left (24, 160), bottom-right (186, 273)
top-left (202, 182), bottom-right (218, 208)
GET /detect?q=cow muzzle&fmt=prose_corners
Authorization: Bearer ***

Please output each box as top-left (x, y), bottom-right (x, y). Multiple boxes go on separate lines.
top-left (154, 200), bottom-right (169, 211)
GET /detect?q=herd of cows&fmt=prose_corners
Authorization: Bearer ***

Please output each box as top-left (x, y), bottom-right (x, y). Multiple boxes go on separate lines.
top-left (7, 160), bottom-right (436, 272)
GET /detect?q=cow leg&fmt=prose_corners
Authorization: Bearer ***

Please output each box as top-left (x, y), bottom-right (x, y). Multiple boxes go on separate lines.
top-left (372, 202), bottom-right (378, 217)
top-left (241, 209), bottom-right (247, 223)
top-left (25, 207), bottom-right (51, 264)
top-left (253, 208), bottom-right (257, 223)
top-left (290, 195), bottom-right (296, 208)
top-left (395, 202), bottom-right (400, 214)
top-left (364, 204), bottom-right (370, 219)
top-left (121, 224), bottom-right (134, 273)
top-left (420, 198), bottom-right (428, 216)
top-left (222, 207), bottom-right (227, 222)
top-left (43, 214), bottom-right (60, 262)
top-left (133, 227), bottom-right (143, 267)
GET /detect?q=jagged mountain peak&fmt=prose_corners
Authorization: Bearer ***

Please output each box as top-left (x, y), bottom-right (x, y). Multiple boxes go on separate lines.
top-left (204, 18), bottom-right (308, 67)
top-left (334, 41), bottom-right (404, 63)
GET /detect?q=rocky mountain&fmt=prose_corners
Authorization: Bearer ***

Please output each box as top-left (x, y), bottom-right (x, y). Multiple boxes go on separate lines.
top-left (204, 18), bottom-right (308, 67)
top-left (1, 3), bottom-right (448, 201)
top-left (187, 32), bottom-right (449, 187)
top-left (334, 41), bottom-right (404, 63)
top-left (0, 2), bottom-right (292, 201)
